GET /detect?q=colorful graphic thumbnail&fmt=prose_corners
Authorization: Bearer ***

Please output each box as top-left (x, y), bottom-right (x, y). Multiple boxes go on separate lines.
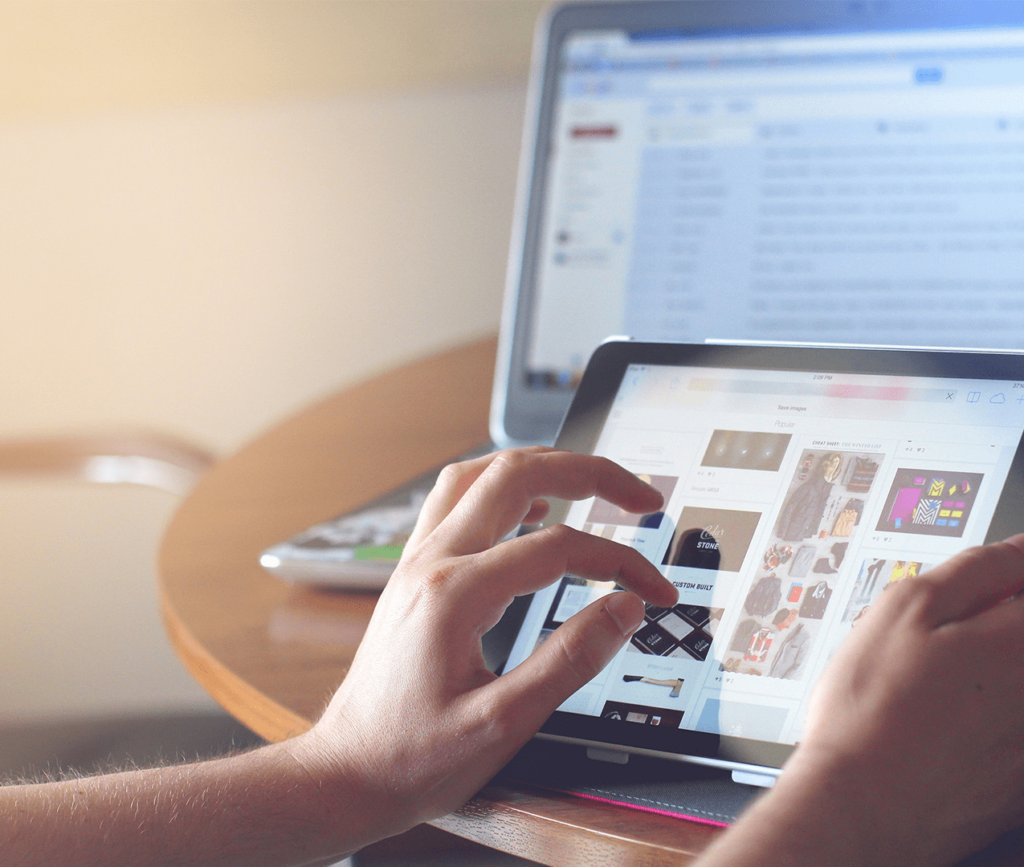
top-left (875, 469), bottom-right (983, 538)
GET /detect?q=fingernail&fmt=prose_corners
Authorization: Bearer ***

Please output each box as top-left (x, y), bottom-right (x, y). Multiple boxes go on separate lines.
top-left (606, 592), bottom-right (645, 638)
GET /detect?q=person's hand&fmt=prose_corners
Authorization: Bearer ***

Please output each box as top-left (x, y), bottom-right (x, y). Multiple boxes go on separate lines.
top-left (286, 448), bottom-right (678, 848)
top-left (792, 535), bottom-right (1024, 864)
top-left (700, 536), bottom-right (1024, 867)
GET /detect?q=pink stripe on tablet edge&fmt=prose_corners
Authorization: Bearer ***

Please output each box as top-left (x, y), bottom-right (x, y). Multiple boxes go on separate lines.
top-left (548, 787), bottom-right (732, 828)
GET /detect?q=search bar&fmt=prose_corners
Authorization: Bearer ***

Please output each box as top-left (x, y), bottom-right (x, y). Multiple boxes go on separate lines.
top-left (688, 378), bottom-right (956, 403)
top-left (649, 65), bottom-right (913, 92)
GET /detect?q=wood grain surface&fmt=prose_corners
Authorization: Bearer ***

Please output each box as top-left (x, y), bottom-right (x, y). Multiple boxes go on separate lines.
top-left (435, 784), bottom-right (720, 867)
top-left (159, 336), bottom-right (498, 739)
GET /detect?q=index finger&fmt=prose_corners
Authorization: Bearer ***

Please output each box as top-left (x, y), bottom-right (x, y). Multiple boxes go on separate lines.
top-left (433, 450), bottom-right (664, 556)
top-left (902, 535), bottom-right (1024, 628)
top-left (405, 447), bottom-right (554, 551)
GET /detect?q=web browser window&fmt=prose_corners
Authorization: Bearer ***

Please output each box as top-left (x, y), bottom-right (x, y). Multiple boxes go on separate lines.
top-left (504, 362), bottom-right (1024, 746)
top-left (525, 27), bottom-right (1024, 388)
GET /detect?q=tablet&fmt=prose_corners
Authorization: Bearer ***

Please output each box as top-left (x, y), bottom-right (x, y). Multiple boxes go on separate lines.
top-left (493, 340), bottom-right (1024, 783)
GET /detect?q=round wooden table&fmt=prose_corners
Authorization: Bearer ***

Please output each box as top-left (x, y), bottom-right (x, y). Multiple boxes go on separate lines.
top-left (160, 336), bottom-right (1024, 866)
top-left (158, 336), bottom-right (720, 866)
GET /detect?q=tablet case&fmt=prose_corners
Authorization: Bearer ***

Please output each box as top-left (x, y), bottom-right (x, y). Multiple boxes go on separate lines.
top-left (492, 739), bottom-right (1024, 863)
top-left (495, 739), bottom-right (765, 827)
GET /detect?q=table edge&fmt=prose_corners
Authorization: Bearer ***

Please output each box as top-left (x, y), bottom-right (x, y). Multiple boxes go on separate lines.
top-left (160, 583), bottom-right (313, 742)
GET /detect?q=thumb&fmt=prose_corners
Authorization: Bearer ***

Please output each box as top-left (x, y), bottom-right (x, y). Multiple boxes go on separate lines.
top-left (491, 591), bottom-right (646, 740)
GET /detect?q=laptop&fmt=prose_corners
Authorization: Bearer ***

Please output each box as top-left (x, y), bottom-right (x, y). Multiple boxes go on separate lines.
top-left (262, 0), bottom-right (1024, 587)
top-left (492, 0), bottom-right (1024, 447)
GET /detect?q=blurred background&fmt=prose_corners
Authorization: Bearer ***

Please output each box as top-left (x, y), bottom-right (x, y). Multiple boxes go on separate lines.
top-left (0, 0), bottom-right (543, 751)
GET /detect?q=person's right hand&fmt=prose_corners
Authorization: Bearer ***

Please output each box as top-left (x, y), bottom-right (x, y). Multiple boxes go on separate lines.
top-left (0, 449), bottom-right (676, 867)
top-left (285, 447), bottom-right (678, 852)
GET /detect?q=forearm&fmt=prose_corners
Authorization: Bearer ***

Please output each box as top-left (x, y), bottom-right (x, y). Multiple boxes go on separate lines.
top-left (692, 753), bottom-right (896, 867)
top-left (0, 736), bottom-right (392, 867)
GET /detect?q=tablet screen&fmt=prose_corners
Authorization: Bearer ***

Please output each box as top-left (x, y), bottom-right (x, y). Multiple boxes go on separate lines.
top-left (500, 344), bottom-right (1024, 771)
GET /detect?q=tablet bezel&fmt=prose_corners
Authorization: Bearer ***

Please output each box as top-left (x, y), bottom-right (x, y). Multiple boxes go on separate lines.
top-left (490, 340), bottom-right (1024, 773)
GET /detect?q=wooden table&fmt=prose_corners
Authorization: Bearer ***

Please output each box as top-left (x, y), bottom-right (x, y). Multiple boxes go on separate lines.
top-left (159, 335), bottom-right (1024, 866)
top-left (158, 335), bottom-right (720, 865)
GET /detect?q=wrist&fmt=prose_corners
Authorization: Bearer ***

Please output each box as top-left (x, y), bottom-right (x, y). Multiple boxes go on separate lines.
top-left (770, 749), bottom-right (886, 865)
top-left (697, 749), bottom-right (893, 867)
top-left (273, 724), bottom-right (416, 854)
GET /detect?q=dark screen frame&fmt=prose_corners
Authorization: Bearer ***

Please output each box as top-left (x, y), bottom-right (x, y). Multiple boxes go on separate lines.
top-left (490, 340), bottom-right (1024, 771)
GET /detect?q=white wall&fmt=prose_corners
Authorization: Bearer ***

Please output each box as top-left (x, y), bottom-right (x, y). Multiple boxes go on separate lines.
top-left (0, 482), bottom-right (205, 719)
top-left (0, 86), bottom-right (524, 452)
top-left (0, 83), bottom-right (526, 721)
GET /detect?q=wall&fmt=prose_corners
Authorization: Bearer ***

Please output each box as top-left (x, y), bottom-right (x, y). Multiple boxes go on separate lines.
top-left (0, 1), bottom-right (536, 722)
top-left (0, 85), bottom-right (526, 452)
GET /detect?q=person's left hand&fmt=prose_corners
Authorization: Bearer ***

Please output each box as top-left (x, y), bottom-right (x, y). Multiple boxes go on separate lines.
top-left (791, 536), bottom-right (1024, 865)
top-left (696, 536), bottom-right (1024, 867)
top-left (286, 448), bottom-right (678, 847)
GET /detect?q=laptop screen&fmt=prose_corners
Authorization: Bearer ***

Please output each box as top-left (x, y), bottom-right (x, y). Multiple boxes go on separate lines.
top-left (494, 1), bottom-right (1024, 447)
